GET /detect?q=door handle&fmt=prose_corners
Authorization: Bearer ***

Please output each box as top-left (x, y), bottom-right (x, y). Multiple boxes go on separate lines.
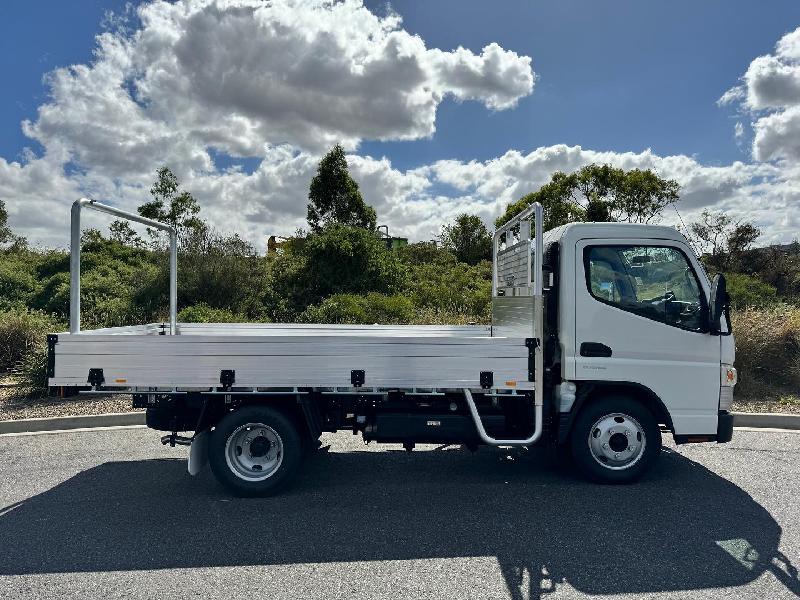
top-left (580, 342), bottom-right (612, 358)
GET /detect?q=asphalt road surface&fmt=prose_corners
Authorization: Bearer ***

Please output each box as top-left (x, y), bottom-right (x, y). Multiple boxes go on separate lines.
top-left (0, 426), bottom-right (798, 599)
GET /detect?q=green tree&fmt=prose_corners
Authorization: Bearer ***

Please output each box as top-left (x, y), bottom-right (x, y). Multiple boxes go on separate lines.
top-left (499, 171), bottom-right (584, 231)
top-left (689, 210), bottom-right (731, 261)
top-left (689, 210), bottom-right (761, 272)
top-left (178, 228), bottom-right (269, 318)
top-left (109, 220), bottom-right (144, 247)
top-left (726, 222), bottom-right (761, 267)
top-left (576, 163), bottom-right (621, 222)
top-left (269, 224), bottom-right (405, 318)
top-left (0, 199), bottom-right (12, 244)
top-left (0, 198), bottom-right (25, 248)
top-left (138, 167), bottom-right (206, 245)
top-left (496, 164), bottom-right (679, 229)
top-left (439, 213), bottom-right (492, 265)
top-left (307, 145), bottom-right (377, 232)
top-left (614, 168), bottom-right (680, 223)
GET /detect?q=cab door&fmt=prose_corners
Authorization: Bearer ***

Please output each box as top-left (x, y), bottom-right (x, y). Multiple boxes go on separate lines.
top-left (573, 239), bottom-right (721, 435)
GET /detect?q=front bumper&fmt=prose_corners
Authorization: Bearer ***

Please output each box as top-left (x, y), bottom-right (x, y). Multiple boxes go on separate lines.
top-left (717, 410), bottom-right (734, 443)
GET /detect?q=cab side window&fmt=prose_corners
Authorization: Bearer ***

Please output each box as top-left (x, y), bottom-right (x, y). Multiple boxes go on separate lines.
top-left (585, 245), bottom-right (707, 332)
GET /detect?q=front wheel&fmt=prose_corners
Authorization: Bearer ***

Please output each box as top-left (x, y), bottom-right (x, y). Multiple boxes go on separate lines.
top-left (209, 406), bottom-right (303, 496)
top-left (569, 397), bottom-right (661, 484)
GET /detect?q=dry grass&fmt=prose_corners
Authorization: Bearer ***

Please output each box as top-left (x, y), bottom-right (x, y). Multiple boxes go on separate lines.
top-left (0, 308), bottom-right (62, 373)
top-left (731, 304), bottom-right (800, 413)
top-left (731, 304), bottom-right (800, 396)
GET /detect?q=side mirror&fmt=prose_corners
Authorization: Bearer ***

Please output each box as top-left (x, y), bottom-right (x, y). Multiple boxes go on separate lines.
top-left (709, 274), bottom-right (732, 336)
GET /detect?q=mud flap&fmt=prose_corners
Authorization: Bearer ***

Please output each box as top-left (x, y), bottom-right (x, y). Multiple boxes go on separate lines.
top-left (188, 430), bottom-right (209, 476)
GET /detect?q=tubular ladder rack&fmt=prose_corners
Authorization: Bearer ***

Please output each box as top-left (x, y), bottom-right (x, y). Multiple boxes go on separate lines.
top-left (70, 198), bottom-right (178, 335)
top-left (466, 201), bottom-right (544, 446)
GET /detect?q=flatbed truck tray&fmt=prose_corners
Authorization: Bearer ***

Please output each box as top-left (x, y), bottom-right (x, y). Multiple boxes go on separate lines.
top-left (48, 323), bottom-right (532, 391)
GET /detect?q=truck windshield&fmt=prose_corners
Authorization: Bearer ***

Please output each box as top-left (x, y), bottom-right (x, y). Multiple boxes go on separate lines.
top-left (585, 245), bottom-right (707, 332)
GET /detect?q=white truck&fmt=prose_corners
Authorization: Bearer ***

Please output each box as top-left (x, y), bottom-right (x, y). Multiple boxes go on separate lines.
top-left (48, 198), bottom-right (737, 495)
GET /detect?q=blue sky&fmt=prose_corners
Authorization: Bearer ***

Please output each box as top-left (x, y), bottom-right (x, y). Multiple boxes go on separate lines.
top-left (4, 1), bottom-right (798, 168)
top-left (1, 0), bottom-right (799, 247)
top-left (1, 1), bottom-right (129, 161)
top-left (361, 0), bottom-right (800, 169)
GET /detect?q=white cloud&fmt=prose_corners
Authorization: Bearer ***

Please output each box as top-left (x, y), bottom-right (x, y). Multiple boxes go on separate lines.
top-left (21, 0), bottom-right (534, 174)
top-left (717, 85), bottom-right (745, 107)
top-left (752, 105), bottom-right (800, 163)
top-left (720, 26), bottom-right (800, 162)
top-left (421, 145), bottom-right (795, 243)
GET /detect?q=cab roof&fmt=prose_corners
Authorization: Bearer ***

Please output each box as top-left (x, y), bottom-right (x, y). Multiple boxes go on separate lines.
top-left (544, 222), bottom-right (689, 248)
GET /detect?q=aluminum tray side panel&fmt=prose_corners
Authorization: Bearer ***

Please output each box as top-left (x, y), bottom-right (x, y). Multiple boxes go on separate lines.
top-left (49, 334), bottom-right (529, 389)
top-left (492, 296), bottom-right (536, 339)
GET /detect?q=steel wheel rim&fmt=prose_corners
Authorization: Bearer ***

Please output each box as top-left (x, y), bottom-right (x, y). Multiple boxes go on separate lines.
top-left (225, 423), bottom-right (284, 482)
top-left (587, 412), bottom-right (646, 471)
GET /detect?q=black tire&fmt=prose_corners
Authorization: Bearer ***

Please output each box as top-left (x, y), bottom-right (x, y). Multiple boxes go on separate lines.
top-left (209, 405), bottom-right (303, 496)
top-left (569, 396), bottom-right (661, 484)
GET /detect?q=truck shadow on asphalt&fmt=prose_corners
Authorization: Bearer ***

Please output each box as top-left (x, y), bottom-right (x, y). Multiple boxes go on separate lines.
top-left (0, 445), bottom-right (797, 598)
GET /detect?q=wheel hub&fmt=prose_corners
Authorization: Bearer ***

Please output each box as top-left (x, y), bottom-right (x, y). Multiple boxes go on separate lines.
top-left (249, 436), bottom-right (272, 458)
top-left (587, 413), bottom-right (646, 471)
top-left (225, 423), bottom-right (284, 482)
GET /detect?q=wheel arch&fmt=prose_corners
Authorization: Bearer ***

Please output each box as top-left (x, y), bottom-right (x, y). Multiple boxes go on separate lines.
top-left (558, 381), bottom-right (674, 445)
top-left (231, 396), bottom-right (319, 443)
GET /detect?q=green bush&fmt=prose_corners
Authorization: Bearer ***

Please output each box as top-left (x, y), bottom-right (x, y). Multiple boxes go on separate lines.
top-left (725, 273), bottom-right (778, 309)
top-left (270, 225), bottom-right (406, 318)
top-left (400, 247), bottom-right (492, 323)
top-left (178, 229), bottom-right (270, 319)
top-left (0, 308), bottom-right (63, 373)
top-left (731, 304), bottom-right (800, 393)
top-left (17, 343), bottom-right (50, 390)
top-left (0, 251), bottom-right (42, 310)
top-left (409, 306), bottom-right (486, 325)
top-left (178, 303), bottom-right (245, 323)
top-left (299, 293), bottom-right (414, 325)
top-left (28, 239), bottom-right (165, 328)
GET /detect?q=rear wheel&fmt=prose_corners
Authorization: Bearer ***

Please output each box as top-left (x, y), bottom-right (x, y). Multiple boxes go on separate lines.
top-left (209, 406), bottom-right (303, 496)
top-left (569, 396), bottom-right (661, 483)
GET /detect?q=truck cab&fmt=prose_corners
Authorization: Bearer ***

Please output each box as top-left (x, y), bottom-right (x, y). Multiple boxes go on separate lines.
top-left (538, 222), bottom-right (736, 480)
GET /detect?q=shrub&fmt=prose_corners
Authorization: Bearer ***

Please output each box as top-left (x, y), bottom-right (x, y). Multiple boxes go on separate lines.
top-left (725, 273), bottom-right (778, 309)
top-left (17, 344), bottom-right (50, 390)
top-left (300, 293), bottom-right (414, 324)
top-left (731, 304), bottom-right (800, 393)
top-left (402, 250), bottom-right (492, 323)
top-left (270, 225), bottom-right (406, 317)
top-left (396, 241), bottom-right (448, 266)
top-left (0, 251), bottom-right (42, 310)
top-left (179, 229), bottom-right (270, 319)
top-left (178, 303), bottom-right (244, 323)
top-left (0, 308), bottom-right (62, 373)
top-left (409, 306), bottom-right (486, 326)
